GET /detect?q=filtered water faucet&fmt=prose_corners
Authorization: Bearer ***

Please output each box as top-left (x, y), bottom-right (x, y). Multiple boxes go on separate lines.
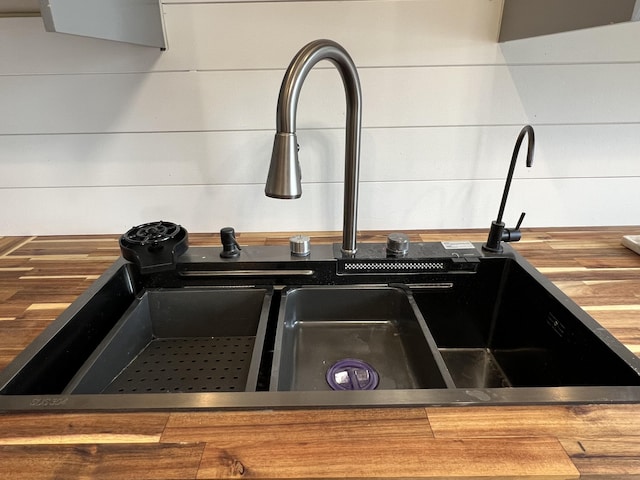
top-left (265, 39), bottom-right (362, 255)
top-left (483, 125), bottom-right (535, 253)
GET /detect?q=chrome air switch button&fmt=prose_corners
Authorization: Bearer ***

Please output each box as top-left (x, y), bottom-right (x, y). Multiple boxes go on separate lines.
top-left (386, 232), bottom-right (410, 257)
top-left (290, 235), bottom-right (311, 256)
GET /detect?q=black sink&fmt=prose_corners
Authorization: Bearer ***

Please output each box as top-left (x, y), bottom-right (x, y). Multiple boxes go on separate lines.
top-left (1, 241), bottom-right (640, 411)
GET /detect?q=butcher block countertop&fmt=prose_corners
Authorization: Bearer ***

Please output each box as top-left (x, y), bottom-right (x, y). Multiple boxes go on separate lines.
top-left (1, 227), bottom-right (640, 479)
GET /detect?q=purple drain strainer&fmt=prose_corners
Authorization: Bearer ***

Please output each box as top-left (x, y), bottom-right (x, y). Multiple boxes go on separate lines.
top-left (326, 358), bottom-right (379, 390)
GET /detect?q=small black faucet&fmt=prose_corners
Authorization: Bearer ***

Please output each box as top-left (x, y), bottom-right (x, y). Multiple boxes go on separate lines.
top-left (482, 125), bottom-right (535, 253)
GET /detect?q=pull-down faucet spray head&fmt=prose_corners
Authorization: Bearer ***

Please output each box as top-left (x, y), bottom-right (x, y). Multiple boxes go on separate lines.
top-left (265, 133), bottom-right (302, 199)
top-left (265, 39), bottom-right (362, 254)
top-left (483, 125), bottom-right (535, 253)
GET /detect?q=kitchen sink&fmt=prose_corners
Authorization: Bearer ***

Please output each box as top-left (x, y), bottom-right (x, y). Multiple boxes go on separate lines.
top-left (1, 240), bottom-right (640, 411)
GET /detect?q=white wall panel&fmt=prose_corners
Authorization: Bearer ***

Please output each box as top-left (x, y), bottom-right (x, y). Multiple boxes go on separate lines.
top-left (2, 125), bottom-right (640, 188)
top-left (0, 0), bottom-right (639, 236)
top-left (1, 178), bottom-right (638, 236)
top-left (3, 2), bottom-right (640, 76)
top-left (0, 1), bottom-right (502, 75)
top-left (4, 64), bottom-right (640, 136)
top-left (156, 0), bottom-right (503, 70)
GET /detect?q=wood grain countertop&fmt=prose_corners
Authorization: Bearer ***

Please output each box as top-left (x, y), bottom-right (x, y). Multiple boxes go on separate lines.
top-left (1, 227), bottom-right (640, 479)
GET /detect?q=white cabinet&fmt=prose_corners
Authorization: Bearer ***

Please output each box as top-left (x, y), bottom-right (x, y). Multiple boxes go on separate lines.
top-left (39, 0), bottom-right (167, 48)
top-left (499, 0), bottom-right (639, 42)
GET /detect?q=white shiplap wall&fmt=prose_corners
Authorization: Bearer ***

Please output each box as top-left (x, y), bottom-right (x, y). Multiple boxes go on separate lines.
top-left (1, 0), bottom-right (639, 236)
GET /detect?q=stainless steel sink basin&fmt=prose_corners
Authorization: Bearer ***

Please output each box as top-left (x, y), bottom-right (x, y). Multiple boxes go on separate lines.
top-left (2, 241), bottom-right (640, 411)
top-left (270, 286), bottom-right (453, 391)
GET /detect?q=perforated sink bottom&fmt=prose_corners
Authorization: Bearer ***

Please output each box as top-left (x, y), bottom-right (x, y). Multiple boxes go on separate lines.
top-left (103, 336), bottom-right (256, 393)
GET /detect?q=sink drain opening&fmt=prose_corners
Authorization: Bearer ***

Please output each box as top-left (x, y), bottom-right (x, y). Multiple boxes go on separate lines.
top-left (326, 359), bottom-right (379, 390)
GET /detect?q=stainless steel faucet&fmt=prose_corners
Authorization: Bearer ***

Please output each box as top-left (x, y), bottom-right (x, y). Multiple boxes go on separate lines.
top-left (265, 39), bottom-right (362, 255)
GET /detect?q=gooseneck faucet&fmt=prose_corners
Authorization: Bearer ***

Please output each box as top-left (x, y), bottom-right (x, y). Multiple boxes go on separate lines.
top-left (265, 39), bottom-right (362, 255)
top-left (483, 125), bottom-right (535, 253)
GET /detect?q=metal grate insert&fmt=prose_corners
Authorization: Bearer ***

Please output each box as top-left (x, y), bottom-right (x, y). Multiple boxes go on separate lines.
top-left (103, 336), bottom-right (255, 393)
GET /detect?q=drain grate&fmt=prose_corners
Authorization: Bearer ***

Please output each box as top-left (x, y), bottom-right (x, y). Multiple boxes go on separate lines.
top-left (103, 336), bottom-right (255, 394)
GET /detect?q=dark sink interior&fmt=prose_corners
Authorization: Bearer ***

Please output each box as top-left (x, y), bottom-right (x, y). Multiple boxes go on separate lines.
top-left (0, 265), bottom-right (272, 396)
top-left (64, 288), bottom-right (271, 394)
top-left (412, 258), bottom-right (640, 388)
top-left (2, 243), bottom-right (640, 410)
top-left (270, 286), bottom-right (453, 391)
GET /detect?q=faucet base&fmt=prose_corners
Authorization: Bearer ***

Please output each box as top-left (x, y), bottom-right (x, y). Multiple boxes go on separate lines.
top-left (482, 221), bottom-right (506, 253)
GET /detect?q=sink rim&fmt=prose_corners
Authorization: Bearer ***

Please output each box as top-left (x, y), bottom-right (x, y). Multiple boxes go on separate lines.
top-left (4, 385), bottom-right (640, 412)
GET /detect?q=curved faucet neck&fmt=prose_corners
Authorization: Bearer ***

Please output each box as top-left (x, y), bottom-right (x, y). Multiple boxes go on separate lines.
top-left (273, 39), bottom-right (362, 255)
top-left (496, 125), bottom-right (535, 224)
top-left (276, 40), bottom-right (362, 133)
